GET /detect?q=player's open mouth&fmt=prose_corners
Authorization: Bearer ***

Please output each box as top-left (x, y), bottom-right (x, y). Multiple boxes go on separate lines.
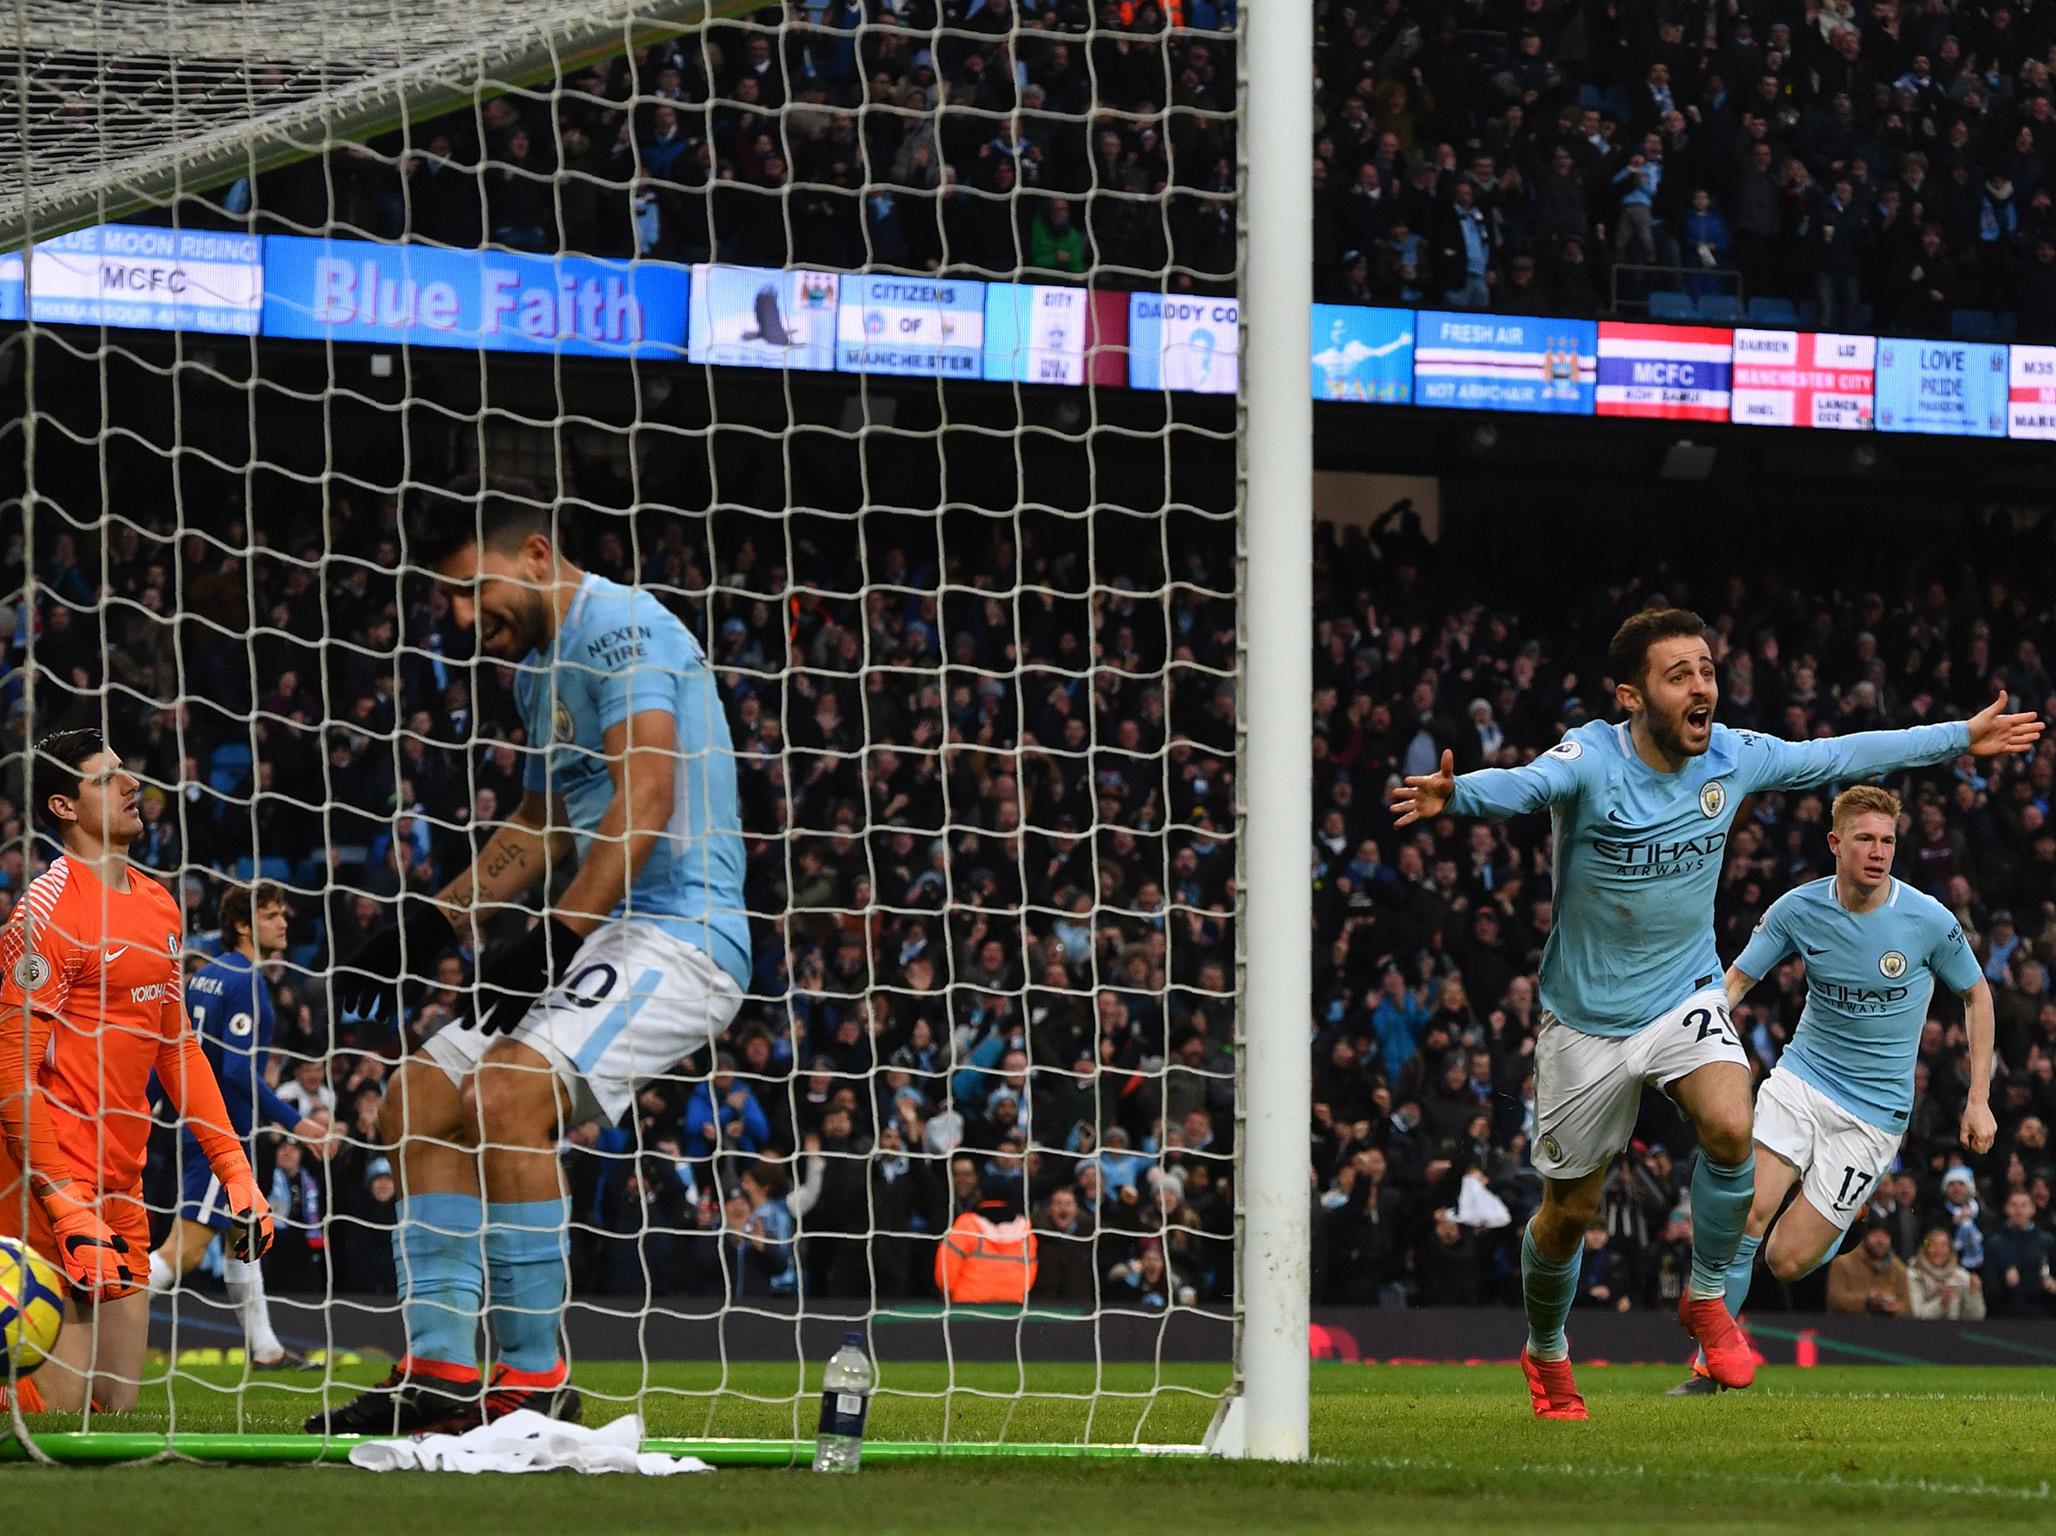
top-left (1686, 707), bottom-right (1711, 729)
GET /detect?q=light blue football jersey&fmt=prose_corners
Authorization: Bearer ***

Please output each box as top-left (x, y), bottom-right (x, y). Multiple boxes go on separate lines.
top-left (1447, 718), bottom-right (1967, 1037)
top-left (517, 572), bottom-right (750, 987)
top-left (1737, 877), bottom-right (1981, 1131)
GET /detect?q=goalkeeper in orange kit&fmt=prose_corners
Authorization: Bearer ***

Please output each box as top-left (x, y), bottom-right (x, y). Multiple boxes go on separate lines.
top-left (1, 729), bottom-right (273, 1413)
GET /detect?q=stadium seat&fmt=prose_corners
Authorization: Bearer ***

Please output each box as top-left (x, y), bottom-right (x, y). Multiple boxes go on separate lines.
top-left (1745, 297), bottom-right (1798, 324)
top-left (1648, 292), bottom-right (1695, 319)
top-left (207, 742), bottom-right (253, 799)
top-left (1694, 294), bottom-right (1742, 321)
top-left (1949, 309), bottom-right (2001, 339)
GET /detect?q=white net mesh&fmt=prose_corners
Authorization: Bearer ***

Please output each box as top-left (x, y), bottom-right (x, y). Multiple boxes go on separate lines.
top-left (2, 0), bottom-right (1245, 1453)
top-left (0, 1), bottom-right (719, 249)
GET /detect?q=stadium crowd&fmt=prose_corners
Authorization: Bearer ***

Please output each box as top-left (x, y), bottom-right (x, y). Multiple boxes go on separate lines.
top-left (3, 491), bottom-right (2054, 1320)
top-left (1310, 0), bottom-right (2056, 331)
top-left (167, 0), bottom-right (2056, 336)
top-left (212, 1), bottom-right (1241, 294)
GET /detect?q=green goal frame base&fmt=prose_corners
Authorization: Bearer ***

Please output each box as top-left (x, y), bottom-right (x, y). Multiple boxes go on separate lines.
top-left (3, 1433), bottom-right (1211, 1468)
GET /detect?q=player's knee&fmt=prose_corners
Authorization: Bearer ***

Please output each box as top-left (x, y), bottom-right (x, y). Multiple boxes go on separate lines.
top-left (470, 1054), bottom-right (557, 1144)
top-left (1696, 1115), bottom-right (1754, 1166)
top-left (1766, 1246), bottom-right (1816, 1284)
top-left (1539, 1184), bottom-right (1600, 1237)
top-left (381, 1060), bottom-right (464, 1144)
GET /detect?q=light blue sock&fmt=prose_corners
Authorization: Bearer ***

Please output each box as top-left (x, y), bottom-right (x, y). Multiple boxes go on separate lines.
top-left (395, 1192), bottom-right (484, 1371)
top-left (1724, 1232), bottom-right (1763, 1320)
top-left (1688, 1152), bottom-right (1757, 1298)
top-left (485, 1198), bottom-right (570, 1374)
top-left (1521, 1223), bottom-right (1581, 1362)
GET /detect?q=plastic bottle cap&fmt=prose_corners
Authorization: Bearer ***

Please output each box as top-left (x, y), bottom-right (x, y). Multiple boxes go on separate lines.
top-left (842, 1331), bottom-right (866, 1347)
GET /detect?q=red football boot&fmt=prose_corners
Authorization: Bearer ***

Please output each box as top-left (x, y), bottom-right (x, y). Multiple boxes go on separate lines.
top-left (1677, 1293), bottom-right (1755, 1390)
top-left (1520, 1348), bottom-right (1589, 1420)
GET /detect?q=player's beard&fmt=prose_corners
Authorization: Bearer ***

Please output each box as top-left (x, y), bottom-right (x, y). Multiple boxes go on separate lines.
top-left (1647, 697), bottom-right (1711, 760)
top-left (513, 587), bottom-right (553, 654)
top-left (491, 587), bottom-right (552, 658)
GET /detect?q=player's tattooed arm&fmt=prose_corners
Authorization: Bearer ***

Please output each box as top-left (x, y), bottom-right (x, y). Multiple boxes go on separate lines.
top-left (435, 790), bottom-right (571, 942)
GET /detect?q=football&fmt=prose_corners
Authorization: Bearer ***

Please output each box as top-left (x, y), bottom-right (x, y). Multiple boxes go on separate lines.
top-left (0, 1236), bottom-right (66, 1377)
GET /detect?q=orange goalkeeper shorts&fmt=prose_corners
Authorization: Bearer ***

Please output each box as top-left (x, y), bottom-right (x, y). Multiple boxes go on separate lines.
top-left (0, 1141), bottom-right (150, 1289)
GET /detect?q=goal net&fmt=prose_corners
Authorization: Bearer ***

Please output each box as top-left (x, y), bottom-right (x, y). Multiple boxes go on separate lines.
top-left (3, 0), bottom-right (1260, 1463)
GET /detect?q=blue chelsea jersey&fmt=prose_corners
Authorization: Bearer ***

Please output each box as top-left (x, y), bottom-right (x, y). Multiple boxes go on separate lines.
top-left (1448, 718), bottom-right (1967, 1036)
top-left (183, 950), bottom-right (296, 1149)
top-left (515, 573), bottom-right (751, 987)
top-left (1738, 877), bottom-right (1982, 1131)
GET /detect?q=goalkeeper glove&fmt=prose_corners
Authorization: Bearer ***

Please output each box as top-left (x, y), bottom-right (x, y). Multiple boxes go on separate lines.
top-left (472, 917), bottom-right (584, 1036)
top-left (221, 1167), bottom-right (274, 1262)
top-left (42, 1183), bottom-right (139, 1299)
top-left (335, 898), bottom-right (457, 1022)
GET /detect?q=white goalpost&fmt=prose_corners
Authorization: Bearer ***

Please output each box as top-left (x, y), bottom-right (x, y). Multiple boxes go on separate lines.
top-left (3, 0), bottom-right (1309, 1465)
top-left (1232, 0), bottom-right (1311, 1465)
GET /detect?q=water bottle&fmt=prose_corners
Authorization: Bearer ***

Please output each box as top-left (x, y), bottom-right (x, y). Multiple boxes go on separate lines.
top-left (811, 1332), bottom-right (874, 1473)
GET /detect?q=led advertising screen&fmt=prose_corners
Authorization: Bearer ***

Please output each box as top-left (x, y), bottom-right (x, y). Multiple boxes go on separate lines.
top-left (264, 237), bottom-right (688, 356)
top-left (2007, 345), bottom-right (2056, 439)
top-left (1127, 292), bottom-right (1239, 394)
top-left (1309, 304), bottom-right (1414, 404)
top-left (1412, 311), bottom-right (1596, 414)
top-left (1873, 337), bottom-right (2007, 436)
top-left (1595, 322), bottom-right (1732, 421)
top-left (834, 273), bottom-right (984, 377)
top-left (687, 263), bottom-right (839, 370)
top-left (982, 283), bottom-right (1128, 386)
top-left (1728, 330), bottom-right (1876, 429)
top-left (6, 225), bottom-right (264, 334)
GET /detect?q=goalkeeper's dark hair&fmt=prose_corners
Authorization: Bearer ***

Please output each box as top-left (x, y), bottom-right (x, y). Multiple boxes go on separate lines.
top-left (1607, 607), bottom-right (1711, 692)
top-left (406, 477), bottom-right (556, 569)
top-left (218, 880), bottom-right (287, 947)
top-left (29, 727), bottom-right (107, 830)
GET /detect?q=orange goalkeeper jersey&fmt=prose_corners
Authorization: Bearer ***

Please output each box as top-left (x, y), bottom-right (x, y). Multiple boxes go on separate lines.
top-left (0, 854), bottom-right (238, 1191)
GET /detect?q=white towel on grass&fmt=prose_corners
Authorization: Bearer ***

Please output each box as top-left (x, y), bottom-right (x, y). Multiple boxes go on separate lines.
top-left (347, 1410), bottom-right (713, 1476)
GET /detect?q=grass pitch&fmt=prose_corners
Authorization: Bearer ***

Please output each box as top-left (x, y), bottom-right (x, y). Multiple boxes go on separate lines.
top-left (6, 1361), bottom-right (2053, 1534)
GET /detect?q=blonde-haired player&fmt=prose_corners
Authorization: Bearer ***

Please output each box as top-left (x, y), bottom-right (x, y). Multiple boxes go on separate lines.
top-left (0, 730), bottom-right (272, 1412)
top-left (1673, 784), bottom-right (1996, 1392)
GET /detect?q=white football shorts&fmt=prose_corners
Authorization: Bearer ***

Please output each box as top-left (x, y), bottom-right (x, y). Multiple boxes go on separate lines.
top-left (1751, 1065), bottom-right (1902, 1229)
top-left (421, 918), bottom-right (744, 1125)
top-left (1532, 984), bottom-right (1747, 1179)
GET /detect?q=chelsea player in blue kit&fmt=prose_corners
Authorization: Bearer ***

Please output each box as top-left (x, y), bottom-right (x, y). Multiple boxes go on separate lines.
top-left (147, 881), bottom-right (328, 1368)
top-left (1392, 609), bottom-right (2038, 1418)
top-left (1670, 784), bottom-right (1996, 1393)
top-left (313, 490), bottom-right (750, 1435)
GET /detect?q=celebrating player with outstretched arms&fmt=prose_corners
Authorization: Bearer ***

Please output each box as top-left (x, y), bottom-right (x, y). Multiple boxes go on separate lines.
top-left (1, 731), bottom-right (273, 1413)
top-left (1390, 608), bottom-right (2038, 1419)
top-left (1671, 784), bottom-right (1995, 1393)
top-left (310, 489), bottom-right (748, 1436)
